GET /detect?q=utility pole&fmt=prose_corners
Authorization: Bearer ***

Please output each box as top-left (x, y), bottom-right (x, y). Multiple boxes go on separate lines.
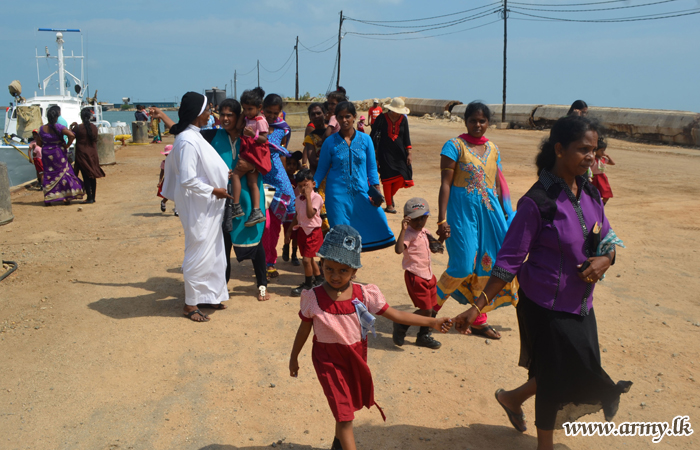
top-left (257, 60), bottom-right (260, 87)
top-left (336, 11), bottom-right (344, 89)
top-left (295, 36), bottom-right (299, 100)
top-left (501, 0), bottom-right (508, 124)
top-left (234, 71), bottom-right (237, 99)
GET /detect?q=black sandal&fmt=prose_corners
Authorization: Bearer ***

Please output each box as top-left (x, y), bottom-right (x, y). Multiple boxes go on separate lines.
top-left (184, 309), bottom-right (210, 322)
top-left (495, 389), bottom-right (527, 432)
top-left (470, 324), bottom-right (501, 340)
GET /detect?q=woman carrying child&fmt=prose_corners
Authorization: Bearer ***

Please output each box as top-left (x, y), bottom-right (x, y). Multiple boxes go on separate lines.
top-left (289, 225), bottom-right (452, 450)
top-left (231, 87), bottom-right (271, 227)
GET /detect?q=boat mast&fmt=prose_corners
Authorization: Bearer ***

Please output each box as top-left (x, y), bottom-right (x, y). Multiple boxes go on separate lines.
top-left (57, 32), bottom-right (65, 96)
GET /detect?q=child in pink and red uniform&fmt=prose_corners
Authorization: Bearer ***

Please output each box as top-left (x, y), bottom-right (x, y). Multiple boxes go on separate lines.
top-left (590, 137), bottom-right (615, 205)
top-left (231, 87), bottom-right (271, 227)
top-left (393, 197), bottom-right (445, 350)
top-left (287, 168), bottom-right (325, 296)
top-left (289, 225), bottom-right (452, 450)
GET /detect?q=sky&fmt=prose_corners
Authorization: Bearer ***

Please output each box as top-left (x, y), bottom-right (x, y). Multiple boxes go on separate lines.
top-left (2, 0), bottom-right (699, 111)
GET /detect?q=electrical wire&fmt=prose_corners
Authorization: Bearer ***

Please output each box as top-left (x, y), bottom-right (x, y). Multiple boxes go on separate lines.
top-left (344, 9), bottom-right (499, 29)
top-left (301, 34), bottom-right (337, 49)
top-left (509, 8), bottom-right (700, 22)
top-left (344, 2), bottom-right (500, 24)
top-left (345, 9), bottom-right (501, 36)
top-left (299, 40), bottom-right (338, 53)
top-left (260, 48), bottom-right (295, 73)
top-left (237, 64), bottom-right (257, 76)
top-left (260, 55), bottom-right (295, 83)
top-left (348, 19), bottom-right (501, 41)
top-left (509, 0), bottom-right (681, 14)
top-left (510, 0), bottom-right (626, 6)
top-left (326, 51), bottom-right (339, 95)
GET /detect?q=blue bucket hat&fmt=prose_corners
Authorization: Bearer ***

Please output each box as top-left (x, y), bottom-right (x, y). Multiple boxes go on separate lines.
top-left (317, 225), bottom-right (362, 269)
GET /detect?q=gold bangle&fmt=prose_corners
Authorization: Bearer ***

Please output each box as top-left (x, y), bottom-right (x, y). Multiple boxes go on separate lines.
top-left (437, 219), bottom-right (447, 225)
top-left (441, 167), bottom-right (454, 172)
top-left (472, 303), bottom-right (482, 315)
top-left (482, 291), bottom-right (490, 305)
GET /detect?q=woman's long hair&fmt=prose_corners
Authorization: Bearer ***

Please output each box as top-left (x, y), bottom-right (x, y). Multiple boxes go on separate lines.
top-left (536, 115), bottom-right (601, 175)
top-left (46, 105), bottom-right (62, 137)
top-left (81, 108), bottom-right (96, 143)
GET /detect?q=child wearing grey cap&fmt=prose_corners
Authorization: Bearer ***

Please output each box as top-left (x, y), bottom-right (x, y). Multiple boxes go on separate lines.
top-left (393, 197), bottom-right (445, 349)
top-left (289, 224), bottom-right (452, 450)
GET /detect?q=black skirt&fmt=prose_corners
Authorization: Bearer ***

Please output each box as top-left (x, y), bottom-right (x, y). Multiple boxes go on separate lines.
top-left (517, 289), bottom-right (632, 430)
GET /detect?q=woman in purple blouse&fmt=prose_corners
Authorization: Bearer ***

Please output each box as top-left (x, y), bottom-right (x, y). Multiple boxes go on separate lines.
top-left (453, 115), bottom-right (631, 450)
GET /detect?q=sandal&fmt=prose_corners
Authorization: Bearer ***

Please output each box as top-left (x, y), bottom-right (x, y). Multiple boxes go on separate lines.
top-left (384, 207), bottom-right (397, 214)
top-left (267, 267), bottom-right (279, 279)
top-left (495, 389), bottom-right (527, 432)
top-left (184, 309), bottom-right (210, 322)
top-left (257, 285), bottom-right (270, 302)
top-left (470, 324), bottom-right (501, 340)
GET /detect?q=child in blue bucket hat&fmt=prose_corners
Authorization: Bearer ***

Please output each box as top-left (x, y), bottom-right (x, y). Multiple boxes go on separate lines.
top-left (289, 224), bottom-right (453, 450)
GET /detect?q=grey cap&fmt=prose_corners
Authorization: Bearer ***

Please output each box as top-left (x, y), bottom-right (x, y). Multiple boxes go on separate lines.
top-left (317, 224), bottom-right (362, 269)
top-left (404, 197), bottom-right (430, 219)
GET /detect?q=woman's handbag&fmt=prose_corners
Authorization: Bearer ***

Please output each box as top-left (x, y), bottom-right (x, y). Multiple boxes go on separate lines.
top-left (222, 183), bottom-right (234, 233)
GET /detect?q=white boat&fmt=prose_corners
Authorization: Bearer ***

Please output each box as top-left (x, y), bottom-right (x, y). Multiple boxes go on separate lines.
top-left (1, 29), bottom-right (127, 187)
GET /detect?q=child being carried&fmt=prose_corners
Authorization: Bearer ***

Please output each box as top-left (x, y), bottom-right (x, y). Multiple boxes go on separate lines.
top-left (231, 87), bottom-right (272, 227)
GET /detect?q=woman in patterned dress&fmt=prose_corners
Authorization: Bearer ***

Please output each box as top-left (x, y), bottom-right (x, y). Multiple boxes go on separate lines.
top-left (435, 102), bottom-right (518, 338)
top-left (40, 105), bottom-right (84, 205)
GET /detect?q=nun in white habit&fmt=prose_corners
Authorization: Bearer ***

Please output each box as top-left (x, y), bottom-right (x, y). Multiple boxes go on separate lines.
top-left (162, 92), bottom-right (233, 322)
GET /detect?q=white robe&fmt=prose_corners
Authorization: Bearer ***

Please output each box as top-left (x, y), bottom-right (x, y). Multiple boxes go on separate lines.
top-left (162, 125), bottom-right (230, 306)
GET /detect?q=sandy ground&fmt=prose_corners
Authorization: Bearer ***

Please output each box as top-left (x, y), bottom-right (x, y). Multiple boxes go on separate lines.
top-left (1, 117), bottom-right (699, 450)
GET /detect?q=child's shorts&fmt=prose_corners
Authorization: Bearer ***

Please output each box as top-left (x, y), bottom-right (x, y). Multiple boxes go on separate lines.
top-left (404, 271), bottom-right (438, 310)
top-left (298, 227), bottom-right (323, 258)
top-left (34, 158), bottom-right (43, 174)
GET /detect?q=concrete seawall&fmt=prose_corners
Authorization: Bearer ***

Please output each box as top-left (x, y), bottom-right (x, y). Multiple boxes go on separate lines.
top-left (406, 99), bottom-right (700, 147)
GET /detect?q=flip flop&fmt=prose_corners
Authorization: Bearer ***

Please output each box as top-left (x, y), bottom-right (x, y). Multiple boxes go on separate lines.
top-left (184, 309), bottom-right (209, 322)
top-left (495, 389), bottom-right (527, 432)
top-left (470, 324), bottom-right (501, 340)
top-left (258, 286), bottom-right (270, 302)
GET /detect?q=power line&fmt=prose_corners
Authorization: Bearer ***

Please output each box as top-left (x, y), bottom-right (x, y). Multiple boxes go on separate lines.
top-left (345, 9), bottom-right (501, 36)
top-left (237, 64), bottom-right (257, 76)
top-left (509, 0), bottom-right (681, 14)
top-left (345, 9), bottom-right (499, 29)
top-left (510, 8), bottom-right (700, 22)
top-left (510, 0), bottom-right (625, 6)
top-left (300, 34), bottom-right (337, 49)
top-left (349, 19), bottom-right (501, 41)
top-left (344, 2), bottom-right (500, 24)
top-left (259, 48), bottom-right (295, 73)
top-left (299, 40), bottom-right (338, 53)
top-left (260, 55), bottom-right (295, 83)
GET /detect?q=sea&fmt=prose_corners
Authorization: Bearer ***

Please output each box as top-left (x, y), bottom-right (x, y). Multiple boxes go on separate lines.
top-left (1, 109), bottom-right (180, 187)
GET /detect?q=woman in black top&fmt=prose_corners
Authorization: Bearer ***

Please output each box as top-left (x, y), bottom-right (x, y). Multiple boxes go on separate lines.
top-left (370, 97), bottom-right (413, 214)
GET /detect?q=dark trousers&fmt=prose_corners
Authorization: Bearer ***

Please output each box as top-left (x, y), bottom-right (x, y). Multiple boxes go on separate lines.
top-left (223, 230), bottom-right (267, 287)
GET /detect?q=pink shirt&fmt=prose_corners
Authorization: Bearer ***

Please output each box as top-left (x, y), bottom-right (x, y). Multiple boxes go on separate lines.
top-left (244, 114), bottom-right (269, 138)
top-left (29, 142), bottom-right (42, 159)
top-left (401, 226), bottom-right (433, 280)
top-left (295, 191), bottom-right (323, 235)
top-left (591, 156), bottom-right (608, 175)
top-left (299, 284), bottom-right (389, 345)
top-left (328, 116), bottom-right (340, 134)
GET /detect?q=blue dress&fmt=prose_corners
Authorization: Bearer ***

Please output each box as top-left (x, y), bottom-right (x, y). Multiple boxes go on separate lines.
top-left (314, 131), bottom-right (395, 252)
top-left (435, 137), bottom-right (518, 313)
top-left (209, 129), bottom-right (265, 248)
top-left (262, 123), bottom-right (295, 222)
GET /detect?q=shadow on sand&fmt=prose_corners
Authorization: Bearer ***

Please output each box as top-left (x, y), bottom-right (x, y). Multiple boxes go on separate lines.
top-left (82, 277), bottom-right (200, 319)
top-left (197, 423), bottom-right (572, 450)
